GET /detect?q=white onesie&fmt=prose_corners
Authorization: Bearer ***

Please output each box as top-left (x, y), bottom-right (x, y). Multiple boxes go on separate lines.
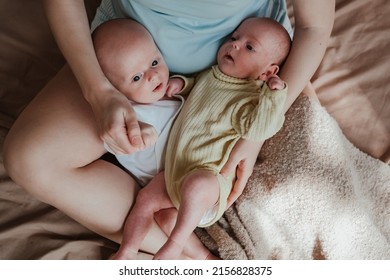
top-left (104, 97), bottom-right (183, 186)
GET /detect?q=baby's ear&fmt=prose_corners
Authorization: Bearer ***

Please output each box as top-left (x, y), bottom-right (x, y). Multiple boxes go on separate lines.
top-left (258, 64), bottom-right (279, 81)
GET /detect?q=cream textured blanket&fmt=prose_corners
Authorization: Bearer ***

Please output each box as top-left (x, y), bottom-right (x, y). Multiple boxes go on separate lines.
top-left (196, 97), bottom-right (390, 260)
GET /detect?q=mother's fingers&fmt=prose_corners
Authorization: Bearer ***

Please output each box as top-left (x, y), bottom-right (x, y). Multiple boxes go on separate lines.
top-left (138, 122), bottom-right (158, 148)
top-left (226, 161), bottom-right (251, 208)
top-left (102, 115), bottom-right (143, 155)
top-left (221, 139), bottom-right (264, 208)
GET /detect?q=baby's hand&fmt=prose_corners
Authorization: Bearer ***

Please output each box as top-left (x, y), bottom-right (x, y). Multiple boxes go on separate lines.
top-left (166, 77), bottom-right (185, 97)
top-left (138, 121), bottom-right (158, 149)
top-left (267, 75), bottom-right (286, 90)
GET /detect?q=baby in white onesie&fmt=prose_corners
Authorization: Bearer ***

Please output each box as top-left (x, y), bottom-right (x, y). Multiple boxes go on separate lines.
top-left (92, 18), bottom-right (192, 186)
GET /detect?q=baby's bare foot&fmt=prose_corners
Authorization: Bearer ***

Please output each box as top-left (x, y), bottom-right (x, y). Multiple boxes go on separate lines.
top-left (110, 249), bottom-right (138, 260)
top-left (206, 252), bottom-right (220, 260)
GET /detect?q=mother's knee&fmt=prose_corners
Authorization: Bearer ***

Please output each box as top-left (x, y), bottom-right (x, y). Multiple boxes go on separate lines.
top-left (3, 132), bottom-right (54, 198)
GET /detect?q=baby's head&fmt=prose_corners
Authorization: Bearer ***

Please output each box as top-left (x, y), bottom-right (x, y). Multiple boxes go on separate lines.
top-left (93, 19), bottom-right (169, 104)
top-left (217, 17), bottom-right (291, 81)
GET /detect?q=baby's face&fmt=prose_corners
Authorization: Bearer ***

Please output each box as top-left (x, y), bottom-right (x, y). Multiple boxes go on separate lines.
top-left (217, 19), bottom-right (277, 80)
top-left (109, 38), bottom-right (170, 104)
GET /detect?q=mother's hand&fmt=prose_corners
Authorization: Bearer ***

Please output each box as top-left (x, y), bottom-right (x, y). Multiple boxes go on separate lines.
top-left (91, 87), bottom-right (147, 155)
top-left (220, 139), bottom-right (263, 208)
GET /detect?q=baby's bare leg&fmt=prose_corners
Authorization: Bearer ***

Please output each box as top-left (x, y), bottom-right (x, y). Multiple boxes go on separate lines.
top-left (112, 172), bottom-right (174, 259)
top-left (154, 170), bottom-right (220, 260)
top-left (155, 208), bottom-right (219, 260)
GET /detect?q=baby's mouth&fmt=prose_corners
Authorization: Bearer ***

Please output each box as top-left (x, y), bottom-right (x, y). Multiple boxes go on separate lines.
top-left (224, 54), bottom-right (234, 62)
top-left (153, 82), bottom-right (163, 93)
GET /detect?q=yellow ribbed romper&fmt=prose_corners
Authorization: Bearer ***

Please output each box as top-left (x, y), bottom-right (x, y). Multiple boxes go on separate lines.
top-left (165, 66), bottom-right (287, 227)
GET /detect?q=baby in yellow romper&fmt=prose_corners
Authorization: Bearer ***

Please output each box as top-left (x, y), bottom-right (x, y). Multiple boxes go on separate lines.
top-left (113, 17), bottom-right (291, 260)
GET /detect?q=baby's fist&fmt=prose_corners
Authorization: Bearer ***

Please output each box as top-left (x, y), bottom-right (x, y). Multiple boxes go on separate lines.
top-left (166, 77), bottom-right (185, 97)
top-left (267, 75), bottom-right (285, 90)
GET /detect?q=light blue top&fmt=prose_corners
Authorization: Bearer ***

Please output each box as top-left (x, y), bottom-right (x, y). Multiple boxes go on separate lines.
top-left (92, 0), bottom-right (292, 75)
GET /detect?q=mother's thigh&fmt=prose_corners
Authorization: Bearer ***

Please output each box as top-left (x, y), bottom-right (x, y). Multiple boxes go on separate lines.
top-left (4, 65), bottom-right (105, 182)
top-left (4, 66), bottom-right (140, 240)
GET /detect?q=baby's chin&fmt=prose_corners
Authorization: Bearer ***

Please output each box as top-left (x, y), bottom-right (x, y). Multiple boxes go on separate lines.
top-left (148, 83), bottom-right (167, 102)
top-left (132, 91), bottom-right (165, 104)
top-left (218, 63), bottom-right (242, 79)
top-left (217, 61), bottom-right (231, 74)
top-left (147, 93), bottom-right (166, 103)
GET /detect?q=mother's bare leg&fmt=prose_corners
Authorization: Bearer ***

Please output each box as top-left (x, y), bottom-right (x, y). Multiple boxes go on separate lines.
top-left (3, 65), bottom-right (168, 255)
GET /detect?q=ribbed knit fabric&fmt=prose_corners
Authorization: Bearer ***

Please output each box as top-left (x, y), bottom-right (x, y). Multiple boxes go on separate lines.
top-left (165, 65), bottom-right (287, 226)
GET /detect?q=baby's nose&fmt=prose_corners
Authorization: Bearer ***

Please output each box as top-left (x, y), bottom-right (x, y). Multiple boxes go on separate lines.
top-left (147, 70), bottom-right (159, 81)
top-left (232, 41), bottom-right (240, 50)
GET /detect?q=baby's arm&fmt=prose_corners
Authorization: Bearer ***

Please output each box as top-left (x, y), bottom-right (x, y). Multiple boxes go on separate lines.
top-left (166, 77), bottom-right (184, 97)
top-left (166, 75), bottom-right (195, 97)
top-left (232, 81), bottom-right (288, 145)
top-left (266, 75), bottom-right (286, 90)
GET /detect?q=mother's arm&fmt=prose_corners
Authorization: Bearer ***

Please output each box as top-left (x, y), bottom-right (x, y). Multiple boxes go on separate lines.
top-left (222, 0), bottom-right (335, 207)
top-left (43, 0), bottom-right (144, 154)
top-left (281, 0), bottom-right (335, 111)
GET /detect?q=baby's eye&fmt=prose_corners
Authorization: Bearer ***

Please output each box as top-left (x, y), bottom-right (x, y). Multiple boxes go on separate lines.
top-left (230, 36), bottom-right (237, 41)
top-left (152, 60), bottom-right (158, 67)
top-left (246, 44), bottom-right (254, 51)
top-left (133, 74), bottom-right (142, 82)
